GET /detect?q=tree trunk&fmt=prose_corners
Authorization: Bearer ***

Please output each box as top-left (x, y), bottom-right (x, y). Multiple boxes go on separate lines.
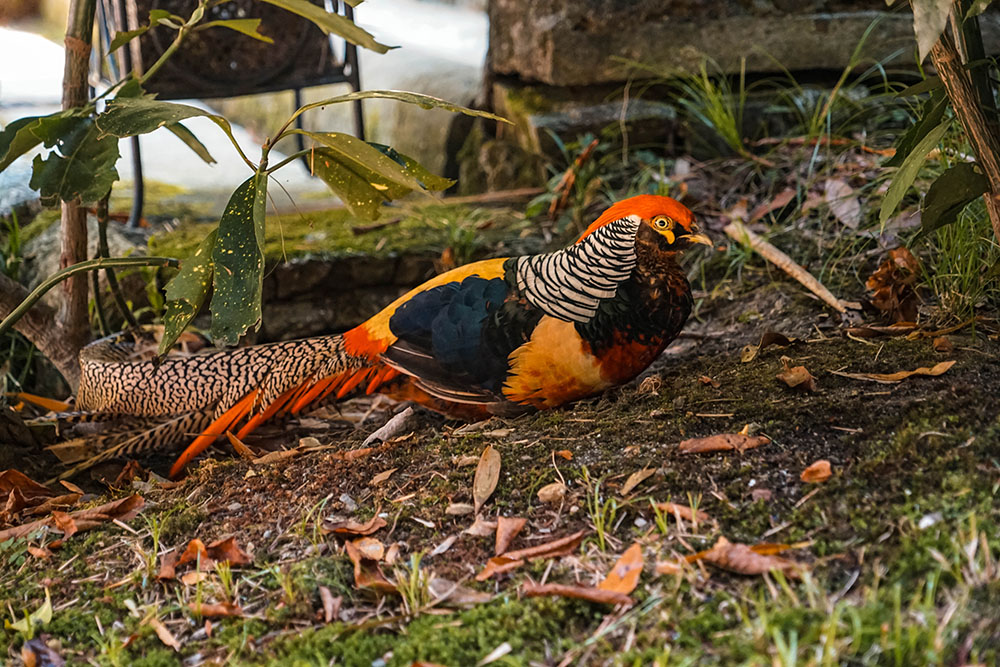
top-left (58, 0), bottom-right (97, 356)
top-left (930, 30), bottom-right (1000, 244)
top-left (0, 273), bottom-right (81, 389)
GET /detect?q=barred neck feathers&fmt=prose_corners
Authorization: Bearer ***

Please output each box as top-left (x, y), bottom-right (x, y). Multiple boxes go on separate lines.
top-left (513, 214), bottom-right (641, 323)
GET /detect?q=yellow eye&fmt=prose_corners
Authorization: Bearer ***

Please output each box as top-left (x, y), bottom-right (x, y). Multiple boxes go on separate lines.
top-left (653, 216), bottom-right (674, 229)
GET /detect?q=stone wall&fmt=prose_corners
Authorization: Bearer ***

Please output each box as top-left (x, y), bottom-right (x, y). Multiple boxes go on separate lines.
top-left (488, 0), bottom-right (1000, 86)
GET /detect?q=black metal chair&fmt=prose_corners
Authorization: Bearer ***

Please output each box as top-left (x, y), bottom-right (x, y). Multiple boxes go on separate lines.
top-left (91, 0), bottom-right (364, 226)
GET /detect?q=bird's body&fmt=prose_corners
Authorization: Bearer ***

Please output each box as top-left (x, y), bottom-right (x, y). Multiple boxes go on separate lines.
top-left (62, 195), bottom-right (710, 477)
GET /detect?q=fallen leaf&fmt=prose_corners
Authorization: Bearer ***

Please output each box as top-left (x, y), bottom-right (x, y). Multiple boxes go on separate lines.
top-left (521, 582), bottom-right (632, 606)
top-left (385, 543), bottom-right (401, 565)
top-left (318, 585), bottom-right (341, 623)
top-left (188, 602), bottom-right (243, 617)
top-left (176, 539), bottom-right (213, 570)
top-left (866, 247), bottom-right (921, 323)
top-left (475, 556), bottom-right (525, 581)
top-left (830, 360), bottom-right (955, 383)
top-left (322, 516), bottom-right (387, 536)
top-left (598, 543), bottom-right (643, 595)
top-left (50, 511), bottom-right (77, 538)
top-left (362, 406), bottom-right (414, 446)
top-left (801, 460), bottom-right (832, 483)
top-left (0, 470), bottom-right (55, 500)
top-left (25, 493), bottom-right (82, 516)
top-left (453, 454), bottom-right (479, 467)
top-left (503, 529), bottom-right (586, 561)
top-left (27, 546), bottom-right (52, 559)
top-left (353, 537), bottom-right (385, 561)
top-left (473, 445), bottom-right (501, 514)
top-left (446, 502), bottom-right (475, 516)
top-left (252, 449), bottom-right (300, 466)
top-left (741, 331), bottom-right (798, 363)
top-left (555, 449), bottom-right (573, 460)
top-left (339, 447), bottom-right (375, 462)
top-left (226, 431), bottom-right (256, 460)
top-left (620, 468), bottom-right (656, 496)
top-left (180, 571), bottom-right (210, 586)
top-left (654, 502), bottom-right (710, 523)
top-left (495, 516), bottom-right (527, 556)
top-left (933, 335), bottom-right (954, 352)
top-left (344, 539), bottom-right (395, 592)
top-left (749, 187), bottom-right (796, 222)
top-left (428, 576), bottom-right (492, 607)
top-left (205, 536), bottom-right (252, 566)
top-left (478, 641), bottom-right (513, 666)
top-left (824, 178), bottom-right (861, 228)
top-left (655, 560), bottom-right (683, 575)
top-left (20, 637), bottom-right (64, 667)
top-left (698, 375), bottom-right (721, 388)
top-left (776, 356), bottom-right (817, 392)
top-left (537, 481), bottom-right (567, 505)
top-left (690, 536), bottom-right (803, 578)
top-left (113, 460), bottom-right (146, 487)
top-left (157, 550), bottom-right (179, 580)
top-left (678, 433), bottom-right (770, 454)
top-left (430, 535), bottom-right (457, 556)
top-left (59, 480), bottom-right (84, 494)
top-left (370, 468), bottom-right (397, 486)
top-left (464, 517), bottom-right (497, 537)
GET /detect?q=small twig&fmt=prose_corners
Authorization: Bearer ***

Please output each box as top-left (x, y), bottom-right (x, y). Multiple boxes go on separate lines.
top-left (723, 218), bottom-right (857, 314)
top-left (96, 195), bottom-right (139, 329)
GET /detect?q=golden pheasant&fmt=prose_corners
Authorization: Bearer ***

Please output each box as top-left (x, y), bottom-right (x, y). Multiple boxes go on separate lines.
top-left (57, 195), bottom-right (710, 478)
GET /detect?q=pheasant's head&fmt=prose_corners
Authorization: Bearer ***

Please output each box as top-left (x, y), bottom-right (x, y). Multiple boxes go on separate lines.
top-left (577, 194), bottom-right (712, 252)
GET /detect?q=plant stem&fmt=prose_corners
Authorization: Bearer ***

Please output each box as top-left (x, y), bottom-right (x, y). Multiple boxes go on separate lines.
top-left (0, 257), bottom-right (179, 339)
top-left (96, 196), bottom-right (140, 329)
top-left (930, 28), bottom-right (1000, 244)
top-left (265, 149), bottom-right (314, 174)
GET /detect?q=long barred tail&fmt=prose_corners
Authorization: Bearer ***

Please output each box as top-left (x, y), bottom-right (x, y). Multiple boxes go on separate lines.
top-left (57, 330), bottom-right (396, 478)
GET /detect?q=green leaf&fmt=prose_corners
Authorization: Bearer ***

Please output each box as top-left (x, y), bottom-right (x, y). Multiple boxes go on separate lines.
top-left (918, 162), bottom-right (989, 236)
top-left (295, 130), bottom-right (426, 191)
top-left (96, 97), bottom-right (215, 137)
top-left (299, 89), bottom-right (511, 125)
top-left (259, 0), bottom-right (392, 53)
top-left (0, 112), bottom-right (72, 173)
top-left (879, 120), bottom-right (949, 227)
top-left (885, 90), bottom-right (948, 168)
top-left (5, 588), bottom-right (51, 636)
top-left (966, 0), bottom-right (993, 18)
top-left (197, 18), bottom-right (274, 43)
top-left (108, 26), bottom-right (150, 53)
top-left (307, 147), bottom-right (406, 220)
top-left (149, 9), bottom-right (178, 24)
top-left (210, 174), bottom-right (266, 344)
top-left (29, 118), bottom-right (119, 205)
top-left (369, 142), bottom-right (454, 191)
top-left (895, 78), bottom-right (942, 97)
top-left (165, 122), bottom-right (216, 164)
top-left (911, 0), bottom-right (952, 61)
top-left (159, 229), bottom-right (217, 355)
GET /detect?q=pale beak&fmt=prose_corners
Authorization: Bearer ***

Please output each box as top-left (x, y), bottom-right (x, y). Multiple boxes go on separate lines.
top-left (683, 232), bottom-right (713, 247)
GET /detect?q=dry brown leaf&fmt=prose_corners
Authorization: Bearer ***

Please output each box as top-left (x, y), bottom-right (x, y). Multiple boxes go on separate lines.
top-left (678, 433), bottom-right (769, 454)
top-left (205, 536), bottom-right (252, 566)
top-left (495, 516), bottom-right (527, 556)
top-left (25, 493), bottom-right (81, 516)
top-left (866, 247), bottom-right (921, 323)
top-left (824, 178), bottom-right (861, 229)
top-left (654, 560), bottom-right (683, 575)
top-left (188, 602), bottom-right (243, 618)
top-left (830, 360), bottom-right (955, 384)
top-left (801, 460), bottom-right (832, 483)
top-left (776, 356), bottom-right (817, 392)
top-left (537, 481), bottom-right (567, 505)
top-left (933, 336), bottom-right (954, 352)
top-left (654, 502), bottom-right (710, 523)
top-left (322, 516), bottom-right (387, 536)
top-left (146, 617), bottom-right (181, 651)
top-left (0, 493), bottom-right (146, 543)
top-left (370, 468), bottom-right (397, 486)
top-left (698, 375), bottom-right (721, 388)
top-left (252, 449), bottom-right (301, 466)
top-left (338, 447), bottom-right (375, 462)
top-left (50, 511), bottom-right (77, 538)
top-left (741, 331), bottom-right (798, 363)
top-left (598, 543), bottom-right (643, 595)
top-left (620, 468), bottom-right (656, 496)
top-left (690, 536), bottom-right (803, 578)
top-left (27, 546), bottom-right (52, 559)
top-left (445, 502), bottom-right (475, 516)
top-left (428, 576), bottom-right (492, 607)
top-left (475, 556), bottom-right (525, 581)
top-left (318, 585), bottom-right (341, 624)
top-left (353, 537), bottom-right (385, 561)
top-left (0, 470), bottom-right (55, 500)
top-left (180, 571), bottom-right (210, 586)
top-left (555, 449), bottom-right (573, 460)
top-left (464, 517), bottom-right (498, 537)
top-left (503, 529), bottom-right (586, 561)
top-left (522, 582), bottom-right (632, 606)
top-left (176, 539), bottom-right (213, 570)
top-left (344, 539), bottom-right (395, 592)
top-left (226, 431), bottom-right (256, 460)
top-left (157, 549), bottom-right (179, 580)
top-left (749, 187), bottom-right (796, 222)
top-left (473, 445), bottom-right (501, 514)
top-left (59, 480), bottom-right (84, 494)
